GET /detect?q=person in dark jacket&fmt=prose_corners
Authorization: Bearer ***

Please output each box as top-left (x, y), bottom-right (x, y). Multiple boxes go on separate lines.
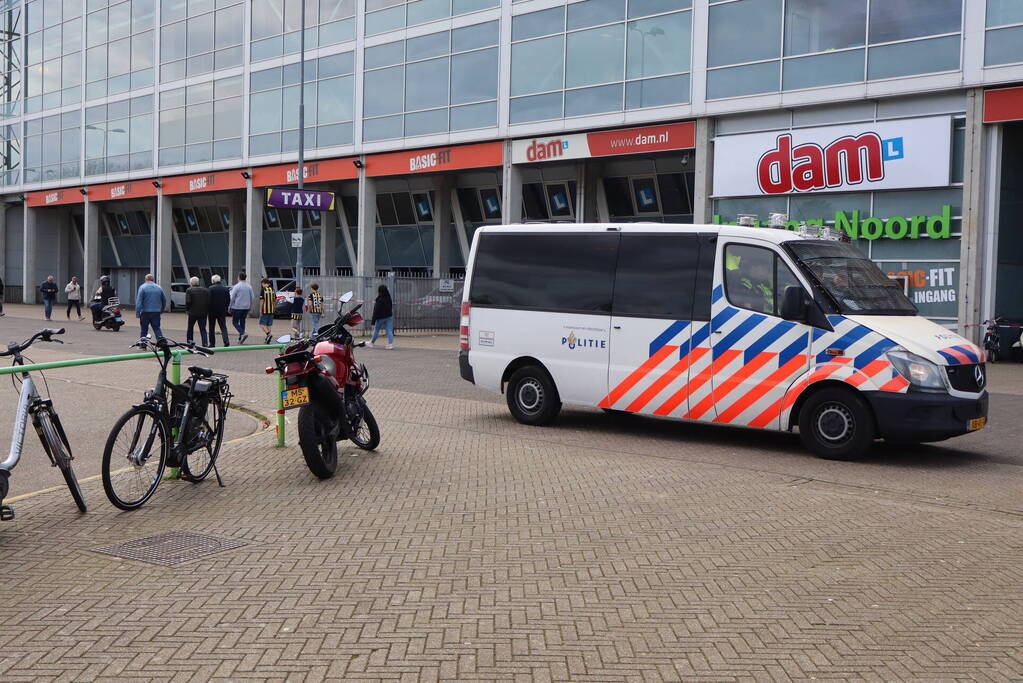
top-left (206, 274), bottom-right (231, 347)
top-left (40, 275), bottom-right (58, 320)
top-left (90, 275), bottom-right (116, 322)
top-left (369, 284), bottom-right (394, 349)
top-left (185, 276), bottom-right (211, 346)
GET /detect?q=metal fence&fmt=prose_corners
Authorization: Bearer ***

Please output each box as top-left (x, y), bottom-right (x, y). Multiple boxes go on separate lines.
top-left (310, 274), bottom-right (464, 332)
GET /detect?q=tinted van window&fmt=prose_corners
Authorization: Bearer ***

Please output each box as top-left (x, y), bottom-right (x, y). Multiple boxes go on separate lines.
top-left (470, 232), bottom-right (619, 314)
top-left (612, 234), bottom-right (700, 320)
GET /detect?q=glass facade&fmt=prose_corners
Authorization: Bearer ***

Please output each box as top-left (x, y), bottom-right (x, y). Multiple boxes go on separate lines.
top-left (159, 75), bottom-right (241, 165)
top-left (85, 0), bottom-right (155, 101)
top-left (250, 0), bottom-right (355, 62)
top-left (160, 0), bottom-right (242, 81)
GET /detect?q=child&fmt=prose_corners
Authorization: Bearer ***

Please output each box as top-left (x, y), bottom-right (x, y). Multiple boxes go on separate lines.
top-left (290, 286), bottom-right (305, 337)
top-left (308, 283), bottom-right (324, 334)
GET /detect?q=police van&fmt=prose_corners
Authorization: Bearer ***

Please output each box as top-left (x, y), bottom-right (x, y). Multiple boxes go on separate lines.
top-left (457, 223), bottom-right (988, 460)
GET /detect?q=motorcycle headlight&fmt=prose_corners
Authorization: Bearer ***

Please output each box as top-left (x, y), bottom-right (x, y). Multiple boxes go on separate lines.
top-left (886, 348), bottom-right (946, 391)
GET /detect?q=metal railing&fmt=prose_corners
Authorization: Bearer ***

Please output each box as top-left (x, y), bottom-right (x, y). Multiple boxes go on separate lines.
top-left (0, 344), bottom-right (289, 447)
top-left (310, 274), bottom-right (465, 332)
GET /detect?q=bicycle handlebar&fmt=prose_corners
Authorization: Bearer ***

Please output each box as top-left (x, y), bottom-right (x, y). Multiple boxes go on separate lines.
top-left (130, 337), bottom-right (214, 356)
top-left (2, 328), bottom-right (66, 356)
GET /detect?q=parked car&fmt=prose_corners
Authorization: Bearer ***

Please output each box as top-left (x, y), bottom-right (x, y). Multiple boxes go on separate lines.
top-left (272, 279), bottom-right (296, 318)
top-left (169, 283), bottom-right (188, 311)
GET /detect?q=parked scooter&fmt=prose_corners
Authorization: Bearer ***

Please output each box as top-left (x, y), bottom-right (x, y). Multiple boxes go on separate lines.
top-left (92, 297), bottom-right (125, 332)
top-left (268, 291), bottom-right (379, 478)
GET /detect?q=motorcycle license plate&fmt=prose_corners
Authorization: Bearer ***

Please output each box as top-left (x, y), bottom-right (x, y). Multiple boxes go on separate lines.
top-left (282, 387), bottom-right (310, 409)
top-left (968, 417), bottom-right (986, 432)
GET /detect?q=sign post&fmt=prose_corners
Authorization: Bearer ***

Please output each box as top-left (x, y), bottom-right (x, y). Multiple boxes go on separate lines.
top-left (295, 0), bottom-right (307, 290)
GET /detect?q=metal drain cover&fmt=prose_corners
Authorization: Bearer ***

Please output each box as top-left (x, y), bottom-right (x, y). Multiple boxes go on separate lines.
top-left (94, 531), bottom-right (248, 566)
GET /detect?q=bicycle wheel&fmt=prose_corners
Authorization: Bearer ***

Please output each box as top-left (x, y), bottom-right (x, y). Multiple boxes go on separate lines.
top-left (181, 395), bottom-right (227, 482)
top-left (102, 406), bottom-right (168, 511)
top-left (36, 407), bottom-right (86, 513)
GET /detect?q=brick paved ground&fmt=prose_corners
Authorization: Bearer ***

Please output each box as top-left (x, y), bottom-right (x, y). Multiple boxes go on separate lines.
top-left (2, 304), bottom-right (1022, 681)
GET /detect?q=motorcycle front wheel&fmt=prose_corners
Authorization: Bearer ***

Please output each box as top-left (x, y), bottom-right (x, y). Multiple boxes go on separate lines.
top-left (349, 402), bottom-right (380, 451)
top-left (297, 405), bottom-right (338, 479)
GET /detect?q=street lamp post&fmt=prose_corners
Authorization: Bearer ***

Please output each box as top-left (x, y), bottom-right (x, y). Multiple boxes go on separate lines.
top-left (295, 0), bottom-right (307, 290)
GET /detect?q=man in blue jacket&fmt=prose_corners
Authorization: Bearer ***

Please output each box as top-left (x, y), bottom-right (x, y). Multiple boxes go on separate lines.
top-left (135, 273), bottom-right (167, 339)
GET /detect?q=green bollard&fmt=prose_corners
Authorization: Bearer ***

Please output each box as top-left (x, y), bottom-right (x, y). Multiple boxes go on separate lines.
top-left (276, 370), bottom-right (286, 448)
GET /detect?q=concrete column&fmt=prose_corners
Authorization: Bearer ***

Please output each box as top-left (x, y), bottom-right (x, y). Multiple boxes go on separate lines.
top-left (0, 202), bottom-right (8, 278)
top-left (245, 180), bottom-right (264, 281)
top-left (693, 117), bottom-right (715, 224)
top-left (83, 199), bottom-right (101, 297)
top-left (355, 168), bottom-right (376, 277)
top-left (501, 140), bottom-right (522, 225)
top-left (22, 205), bottom-right (37, 303)
top-left (319, 205), bottom-right (337, 277)
top-left (155, 192), bottom-right (173, 307)
top-left (335, 201), bottom-right (357, 273)
top-left (228, 198), bottom-right (245, 280)
top-left (959, 88), bottom-right (987, 341)
top-left (583, 161), bottom-right (605, 222)
top-left (431, 175), bottom-right (451, 277)
top-left (56, 208), bottom-right (71, 288)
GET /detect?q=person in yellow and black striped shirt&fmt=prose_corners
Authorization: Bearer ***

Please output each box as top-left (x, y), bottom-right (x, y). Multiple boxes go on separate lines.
top-left (259, 278), bottom-right (276, 344)
top-left (308, 283), bottom-right (324, 334)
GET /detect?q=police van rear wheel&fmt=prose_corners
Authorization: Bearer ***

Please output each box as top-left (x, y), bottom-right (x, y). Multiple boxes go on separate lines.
top-left (798, 387), bottom-right (874, 461)
top-left (507, 366), bottom-right (561, 426)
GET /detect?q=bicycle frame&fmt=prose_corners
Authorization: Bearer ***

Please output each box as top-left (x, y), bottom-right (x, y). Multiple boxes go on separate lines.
top-left (1, 374), bottom-right (38, 473)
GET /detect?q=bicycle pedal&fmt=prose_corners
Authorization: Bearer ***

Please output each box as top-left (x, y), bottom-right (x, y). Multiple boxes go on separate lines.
top-left (0, 505), bottom-right (14, 521)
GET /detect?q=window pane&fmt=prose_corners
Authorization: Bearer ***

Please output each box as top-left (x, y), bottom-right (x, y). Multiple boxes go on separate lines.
top-left (604, 177), bottom-right (633, 216)
top-left (546, 183), bottom-right (572, 216)
top-left (159, 106), bottom-right (185, 146)
top-left (469, 233), bottom-right (619, 313)
top-left (511, 35), bottom-right (564, 95)
top-left (985, 25), bottom-right (1023, 66)
top-left (86, 9), bottom-right (107, 47)
top-left (161, 20), bottom-right (185, 60)
top-left (186, 101), bottom-right (213, 143)
top-left (509, 92), bottom-right (562, 123)
top-left (724, 244), bottom-right (776, 314)
top-left (708, 0), bottom-right (781, 67)
top-left (867, 35), bottom-right (959, 79)
top-left (406, 31), bottom-right (448, 60)
top-left (187, 13), bottom-right (214, 56)
top-left (365, 40), bottom-right (404, 68)
top-left (249, 90), bottom-right (282, 134)
top-left (613, 234), bottom-right (699, 319)
top-left (363, 114), bottom-right (403, 141)
top-left (567, 0), bottom-right (625, 31)
top-left (628, 0), bottom-right (690, 19)
top-left (213, 96), bottom-right (241, 139)
top-left (565, 83), bottom-right (622, 116)
top-left (252, 0), bottom-right (283, 39)
top-left (108, 37), bottom-right (130, 76)
top-left (707, 60), bottom-right (779, 98)
top-left (108, 1), bottom-right (130, 40)
top-left (631, 177), bottom-right (659, 213)
top-left (626, 11), bottom-right (691, 78)
top-left (215, 4), bottom-right (243, 44)
top-left (783, 49), bottom-right (864, 89)
top-left (450, 101), bottom-right (496, 130)
top-left (869, 0), bottom-right (961, 43)
top-left (406, 0), bottom-right (446, 25)
top-left (784, 0), bottom-right (866, 56)
top-left (317, 122), bottom-right (352, 146)
top-left (625, 73), bottom-right (689, 108)
top-left (452, 0), bottom-right (497, 14)
top-left (131, 31), bottom-right (155, 69)
top-left (512, 7), bottom-right (564, 41)
top-left (657, 172), bottom-right (692, 215)
top-left (452, 20), bottom-right (498, 51)
top-left (404, 107), bottom-right (447, 136)
top-left (987, 0), bottom-right (1023, 27)
top-left (566, 24), bottom-right (624, 88)
top-left (318, 75), bottom-right (353, 123)
top-left (363, 65), bottom-right (404, 116)
top-left (451, 48), bottom-right (497, 104)
top-left (365, 5), bottom-right (404, 34)
top-left (405, 57), bottom-right (449, 110)
top-left (319, 51), bottom-right (354, 77)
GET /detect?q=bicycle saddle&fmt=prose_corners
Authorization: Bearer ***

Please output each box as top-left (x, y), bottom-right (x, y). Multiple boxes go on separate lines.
top-left (188, 366), bottom-right (213, 378)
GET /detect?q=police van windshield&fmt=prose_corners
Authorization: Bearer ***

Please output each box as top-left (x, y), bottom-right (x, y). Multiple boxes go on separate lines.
top-left (786, 241), bottom-right (916, 315)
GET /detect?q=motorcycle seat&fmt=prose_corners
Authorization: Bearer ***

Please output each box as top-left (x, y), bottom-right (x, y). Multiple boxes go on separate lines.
top-left (189, 366), bottom-right (213, 378)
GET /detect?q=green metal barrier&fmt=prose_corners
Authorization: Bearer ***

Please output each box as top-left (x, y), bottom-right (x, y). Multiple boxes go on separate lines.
top-left (0, 344), bottom-right (288, 448)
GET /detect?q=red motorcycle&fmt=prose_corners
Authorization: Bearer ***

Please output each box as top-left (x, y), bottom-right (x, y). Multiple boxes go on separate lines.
top-left (268, 292), bottom-right (380, 478)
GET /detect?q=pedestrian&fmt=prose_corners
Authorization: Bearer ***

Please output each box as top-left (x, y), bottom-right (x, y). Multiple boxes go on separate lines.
top-left (259, 277), bottom-right (276, 344)
top-left (64, 276), bottom-right (83, 320)
top-left (228, 271), bottom-right (254, 344)
top-left (290, 286), bottom-right (305, 337)
top-left (307, 282), bottom-right (324, 334)
top-left (207, 274), bottom-right (231, 347)
top-left (135, 273), bottom-right (167, 339)
top-left (90, 275), bottom-right (116, 323)
top-left (40, 275), bottom-right (58, 320)
top-left (185, 276), bottom-right (210, 346)
top-left (0, 273), bottom-right (5, 316)
top-left (369, 284), bottom-right (394, 350)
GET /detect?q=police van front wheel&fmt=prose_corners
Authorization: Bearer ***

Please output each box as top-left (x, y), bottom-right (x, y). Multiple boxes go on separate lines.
top-left (506, 366), bottom-right (561, 426)
top-left (798, 387), bottom-right (875, 461)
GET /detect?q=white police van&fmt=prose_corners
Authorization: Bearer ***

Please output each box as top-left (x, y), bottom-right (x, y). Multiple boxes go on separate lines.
top-left (458, 223), bottom-right (988, 460)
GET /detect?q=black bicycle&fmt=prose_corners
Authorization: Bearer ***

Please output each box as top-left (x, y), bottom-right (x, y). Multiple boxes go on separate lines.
top-left (1, 328), bottom-right (85, 520)
top-left (101, 337), bottom-right (232, 511)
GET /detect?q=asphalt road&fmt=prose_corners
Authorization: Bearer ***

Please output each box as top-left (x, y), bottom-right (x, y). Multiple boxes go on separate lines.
top-left (2, 305), bottom-right (1022, 516)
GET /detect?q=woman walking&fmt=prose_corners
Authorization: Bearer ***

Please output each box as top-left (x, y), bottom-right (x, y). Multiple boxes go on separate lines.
top-left (369, 284), bottom-right (394, 350)
top-left (65, 276), bottom-right (84, 320)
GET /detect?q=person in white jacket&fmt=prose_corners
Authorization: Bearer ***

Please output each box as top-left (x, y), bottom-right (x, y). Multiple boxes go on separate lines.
top-left (228, 271), bottom-right (255, 344)
top-left (64, 276), bottom-right (84, 320)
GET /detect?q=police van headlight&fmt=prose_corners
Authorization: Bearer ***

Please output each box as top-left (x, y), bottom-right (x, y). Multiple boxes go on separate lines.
top-left (887, 348), bottom-right (946, 391)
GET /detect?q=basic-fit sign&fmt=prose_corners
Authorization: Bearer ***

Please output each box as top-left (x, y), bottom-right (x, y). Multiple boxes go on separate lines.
top-left (713, 116), bottom-right (952, 197)
top-left (266, 187), bottom-right (336, 210)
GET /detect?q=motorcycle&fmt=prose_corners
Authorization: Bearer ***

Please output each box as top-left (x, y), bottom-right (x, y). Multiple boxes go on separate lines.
top-left (982, 318), bottom-right (1004, 363)
top-left (268, 291), bottom-right (380, 478)
top-left (92, 297), bottom-right (124, 332)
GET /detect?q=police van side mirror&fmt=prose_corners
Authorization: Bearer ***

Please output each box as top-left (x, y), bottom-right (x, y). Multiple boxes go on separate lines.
top-left (780, 285), bottom-right (809, 322)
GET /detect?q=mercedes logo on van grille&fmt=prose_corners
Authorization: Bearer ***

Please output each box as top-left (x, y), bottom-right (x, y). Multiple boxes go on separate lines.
top-left (975, 365), bottom-right (986, 389)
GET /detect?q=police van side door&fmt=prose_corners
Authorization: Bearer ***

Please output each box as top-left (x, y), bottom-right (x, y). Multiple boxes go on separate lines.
top-left (601, 232), bottom-right (707, 416)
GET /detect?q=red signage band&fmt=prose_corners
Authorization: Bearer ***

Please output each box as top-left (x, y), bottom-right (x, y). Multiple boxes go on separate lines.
top-left (26, 188), bottom-right (85, 207)
top-left (87, 180), bottom-right (159, 201)
top-left (984, 86), bottom-right (1023, 124)
top-left (586, 122), bottom-right (695, 157)
top-left (251, 157), bottom-right (358, 187)
top-left (367, 141), bottom-right (503, 177)
top-left (162, 170), bottom-right (248, 195)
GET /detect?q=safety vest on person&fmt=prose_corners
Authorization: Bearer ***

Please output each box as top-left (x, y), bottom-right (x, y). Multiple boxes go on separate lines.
top-left (308, 291), bottom-right (324, 314)
top-left (260, 284), bottom-right (275, 315)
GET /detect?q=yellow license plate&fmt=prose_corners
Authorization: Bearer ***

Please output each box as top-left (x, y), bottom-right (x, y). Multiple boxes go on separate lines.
top-left (968, 417), bottom-right (986, 431)
top-left (282, 387), bottom-right (310, 409)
